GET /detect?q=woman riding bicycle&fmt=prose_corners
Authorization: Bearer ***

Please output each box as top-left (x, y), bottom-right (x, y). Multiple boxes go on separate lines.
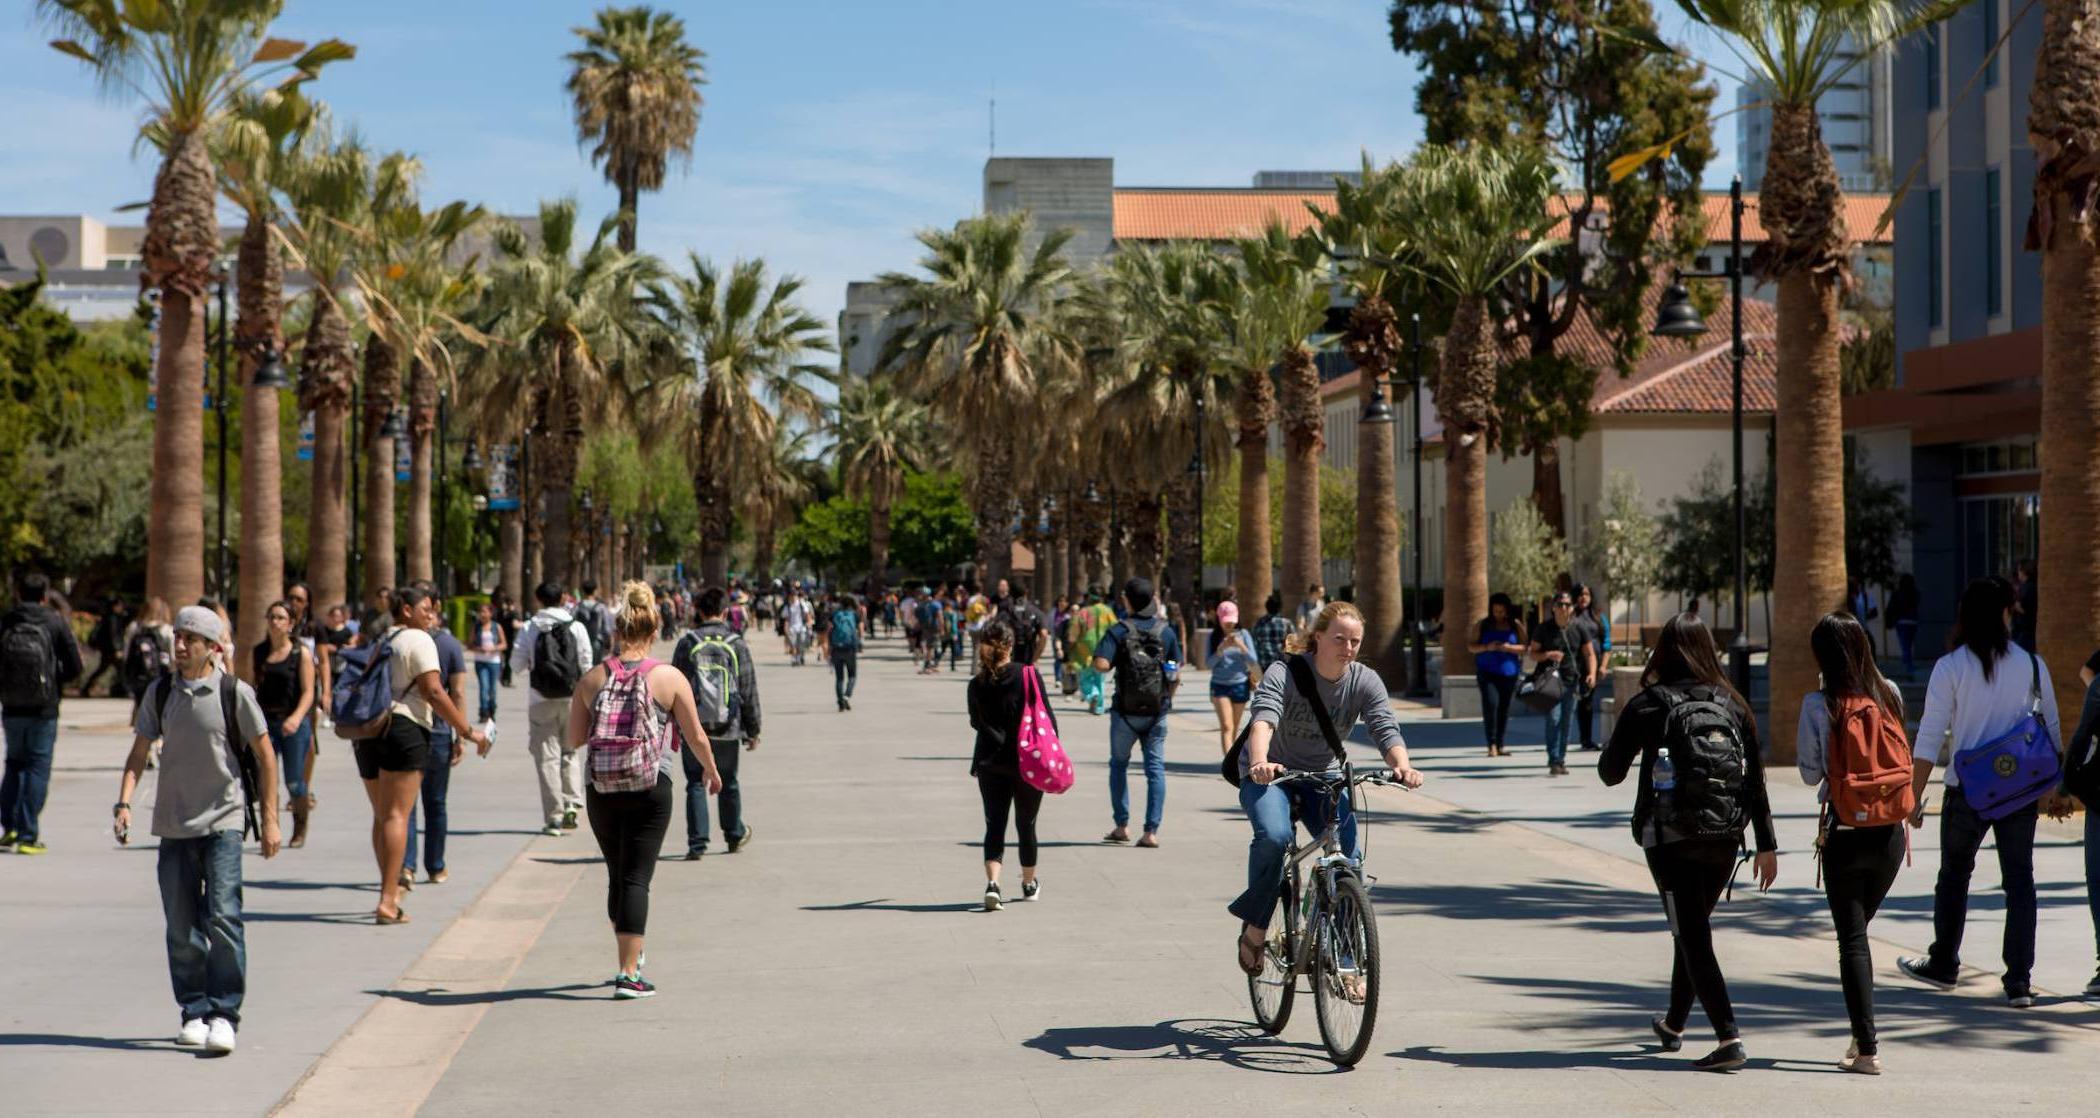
top-left (1231, 601), bottom-right (1425, 976)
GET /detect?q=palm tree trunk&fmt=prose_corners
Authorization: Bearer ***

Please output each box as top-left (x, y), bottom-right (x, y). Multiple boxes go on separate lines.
top-left (1127, 491), bottom-right (1164, 589)
top-left (1437, 297), bottom-right (1496, 691)
top-left (361, 336), bottom-right (401, 598)
top-left (869, 491), bottom-right (894, 587)
top-left (608, 515), bottom-right (625, 590)
top-left (235, 210), bottom-right (284, 654)
top-left (300, 294), bottom-right (352, 611)
top-left (1168, 469), bottom-right (1202, 648)
top-left (1532, 440), bottom-right (1566, 538)
top-left (1348, 297), bottom-right (1405, 686)
top-left (141, 129), bottom-right (217, 606)
top-left (499, 508), bottom-right (524, 605)
top-left (753, 521), bottom-right (777, 584)
top-left (1076, 484), bottom-right (1108, 594)
top-left (1237, 362), bottom-right (1276, 613)
top-left (1280, 345), bottom-right (1324, 615)
top-left (617, 171), bottom-right (639, 256)
top-left (972, 441), bottom-right (1017, 584)
top-left (2031, 9), bottom-right (2100, 723)
top-left (693, 465), bottom-right (732, 587)
top-left (405, 359), bottom-right (437, 586)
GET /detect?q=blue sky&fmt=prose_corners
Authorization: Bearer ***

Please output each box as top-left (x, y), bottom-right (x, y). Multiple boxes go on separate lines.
top-left (3, 0), bottom-right (1740, 327)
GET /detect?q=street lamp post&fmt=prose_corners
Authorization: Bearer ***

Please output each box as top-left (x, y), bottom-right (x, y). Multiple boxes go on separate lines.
top-left (1191, 392), bottom-right (1205, 612)
top-left (213, 270), bottom-right (230, 600)
top-left (349, 380), bottom-right (361, 604)
top-left (1651, 174), bottom-right (1752, 700)
top-left (1361, 312), bottom-right (1434, 697)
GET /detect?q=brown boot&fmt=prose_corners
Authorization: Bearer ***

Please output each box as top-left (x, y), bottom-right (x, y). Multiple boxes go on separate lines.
top-left (289, 799), bottom-right (310, 849)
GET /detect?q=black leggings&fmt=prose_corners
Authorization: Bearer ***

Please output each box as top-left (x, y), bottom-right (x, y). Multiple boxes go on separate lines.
top-left (977, 769), bottom-right (1043, 866)
top-left (1822, 824), bottom-right (1904, 1055)
top-left (586, 777), bottom-right (673, 935)
top-left (1476, 673), bottom-right (1515, 747)
top-left (1645, 838), bottom-right (1741, 1041)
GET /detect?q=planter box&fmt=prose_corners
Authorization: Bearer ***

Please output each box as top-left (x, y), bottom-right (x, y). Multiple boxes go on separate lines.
top-left (1442, 675), bottom-right (1481, 719)
top-left (1599, 665), bottom-right (1646, 741)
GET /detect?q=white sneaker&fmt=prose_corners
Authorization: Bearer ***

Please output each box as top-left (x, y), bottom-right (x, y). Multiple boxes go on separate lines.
top-left (204, 1017), bottom-right (237, 1054)
top-left (175, 1018), bottom-right (209, 1047)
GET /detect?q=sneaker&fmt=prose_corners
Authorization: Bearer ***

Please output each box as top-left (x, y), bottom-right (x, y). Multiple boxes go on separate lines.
top-left (429, 869), bottom-right (449, 884)
top-left (684, 850), bottom-right (704, 862)
top-left (2006, 984), bottom-right (2035, 1009)
top-left (561, 809), bottom-right (579, 831)
top-left (1022, 878), bottom-right (1041, 902)
top-left (14, 841), bottom-right (46, 855)
top-left (1839, 1042), bottom-right (1882, 1075)
top-left (541, 823), bottom-right (564, 837)
top-left (204, 1017), bottom-right (237, 1054)
top-left (1898, 955), bottom-right (1959, 990)
top-left (843, 698), bottom-right (852, 711)
top-left (1650, 1014), bottom-right (1683, 1053)
top-left (175, 1018), bottom-right (209, 1047)
top-left (727, 825), bottom-right (753, 854)
top-left (0, 830), bottom-right (15, 850)
top-left (983, 882), bottom-right (1004, 912)
top-left (1691, 1040), bottom-right (1746, 1072)
top-left (613, 973), bottom-right (657, 999)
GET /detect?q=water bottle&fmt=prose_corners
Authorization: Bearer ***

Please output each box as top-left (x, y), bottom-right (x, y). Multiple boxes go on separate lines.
top-left (1651, 752), bottom-right (1676, 816)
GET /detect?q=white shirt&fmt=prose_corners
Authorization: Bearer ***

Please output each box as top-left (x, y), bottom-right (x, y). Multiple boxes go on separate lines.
top-left (784, 599), bottom-right (813, 633)
top-left (1914, 645), bottom-right (2063, 788)
top-left (509, 607), bottom-right (596, 701)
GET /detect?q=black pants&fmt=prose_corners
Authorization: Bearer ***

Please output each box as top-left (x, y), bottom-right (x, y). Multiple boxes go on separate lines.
top-left (1822, 824), bottom-right (1904, 1054)
top-left (832, 648), bottom-right (858, 703)
top-left (586, 776), bottom-right (673, 935)
top-left (1476, 673), bottom-right (1515, 747)
top-left (1645, 838), bottom-right (1741, 1041)
top-left (682, 740), bottom-right (744, 853)
top-left (1575, 681), bottom-right (1597, 747)
top-left (1928, 786), bottom-right (2039, 989)
top-left (977, 768), bottom-right (1043, 866)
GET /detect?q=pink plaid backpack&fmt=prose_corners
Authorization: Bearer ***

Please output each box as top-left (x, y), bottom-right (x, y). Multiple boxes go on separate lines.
top-left (1017, 665), bottom-right (1074, 794)
top-left (587, 657), bottom-right (670, 793)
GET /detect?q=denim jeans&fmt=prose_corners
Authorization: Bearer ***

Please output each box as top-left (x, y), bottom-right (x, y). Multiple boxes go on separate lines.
top-left (404, 740), bottom-right (454, 876)
top-left (832, 648), bottom-right (858, 703)
top-left (1541, 682), bottom-right (1578, 766)
top-left (683, 741), bottom-right (744, 853)
top-left (474, 660), bottom-right (500, 721)
top-left (1227, 776), bottom-right (1359, 927)
top-left (266, 716), bottom-right (312, 800)
top-left (1108, 713), bottom-right (1168, 833)
top-left (1927, 786), bottom-right (2039, 989)
top-left (1, 714), bottom-right (58, 844)
top-left (1476, 672), bottom-right (1515, 747)
top-left (157, 830), bottom-right (246, 1025)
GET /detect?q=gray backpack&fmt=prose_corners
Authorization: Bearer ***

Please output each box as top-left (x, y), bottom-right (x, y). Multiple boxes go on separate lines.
top-left (677, 630), bottom-right (741, 733)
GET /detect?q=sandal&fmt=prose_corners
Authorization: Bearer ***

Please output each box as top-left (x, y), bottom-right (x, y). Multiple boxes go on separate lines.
top-left (375, 908), bottom-right (411, 925)
top-left (1238, 929), bottom-right (1266, 976)
top-left (1102, 829), bottom-right (1131, 844)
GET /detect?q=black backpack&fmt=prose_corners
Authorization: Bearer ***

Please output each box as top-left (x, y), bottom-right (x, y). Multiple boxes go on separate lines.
top-left (1651, 685), bottom-right (1750, 840)
top-left (1112, 618), bottom-right (1170, 717)
top-left (0, 615), bottom-right (60, 709)
top-left (122, 627), bottom-right (171, 697)
top-left (154, 675), bottom-right (261, 841)
top-left (530, 620), bottom-right (586, 698)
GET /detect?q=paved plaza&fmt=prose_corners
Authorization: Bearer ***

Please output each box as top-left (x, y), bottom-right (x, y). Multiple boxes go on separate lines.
top-left (4, 639), bottom-right (2097, 1116)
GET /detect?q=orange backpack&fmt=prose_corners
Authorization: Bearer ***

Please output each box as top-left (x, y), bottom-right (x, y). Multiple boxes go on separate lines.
top-left (1826, 693), bottom-right (1916, 828)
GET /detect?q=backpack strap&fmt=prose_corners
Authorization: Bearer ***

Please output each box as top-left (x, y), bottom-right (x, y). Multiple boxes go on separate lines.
top-left (218, 679), bottom-right (259, 840)
top-left (2027, 647), bottom-right (2043, 716)
top-left (1286, 654), bottom-right (1348, 765)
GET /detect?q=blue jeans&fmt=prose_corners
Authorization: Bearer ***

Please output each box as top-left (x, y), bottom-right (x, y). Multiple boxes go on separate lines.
top-left (1927, 786), bottom-right (2038, 989)
top-left (1228, 777), bottom-right (1359, 928)
top-left (832, 648), bottom-right (858, 703)
top-left (405, 739), bottom-right (454, 875)
top-left (683, 741), bottom-right (744, 853)
top-left (1, 714), bottom-right (58, 844)
top-left (267, 716), bottom-right (312, 800)
top-left (157, 830), bottom-right (246, 1025)
top-left (1541, 682), bottom-right (1578, 766)
top-left (1108, 713), bottom-right (1168, 833)
top-left (474, 660), bottom-right (500, 721)
top-left (1476, 672), bottom-right (1516, 747)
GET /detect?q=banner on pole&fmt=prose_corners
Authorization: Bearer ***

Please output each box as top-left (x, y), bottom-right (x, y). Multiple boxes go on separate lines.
top-left (486, 443), bottom-right (521, 510)
top-left (296, 410), bottom-right (315, 461)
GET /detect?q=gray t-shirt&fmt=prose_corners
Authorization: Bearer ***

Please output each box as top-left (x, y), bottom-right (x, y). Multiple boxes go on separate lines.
top-left (135, 669), bottom-right (269, 839)
top-left (1243, 658), bottom-right (1404, 775)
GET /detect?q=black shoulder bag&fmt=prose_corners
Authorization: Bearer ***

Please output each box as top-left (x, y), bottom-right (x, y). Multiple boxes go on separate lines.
top-left (1222, 654), bottom-right (1348, 786)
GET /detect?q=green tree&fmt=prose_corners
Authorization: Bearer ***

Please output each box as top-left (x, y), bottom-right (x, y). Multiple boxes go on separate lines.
top-left (1841, 438), bottom-right (1920, 593)
top-left (1579, 470), bottom-right (1663, 638)
top-left (836, 374), bottom-right (930, 587)
top-left (1490, 496), bottom-right (1569, 610)
top-left (1203, 455), bottom-right (1361, 574)
top-left (888, 470), bottom-right (977, 577)
top-left (1656, 458), bottom-right (1733, 609)
top-left (565, 5), bottom-right (706, 254)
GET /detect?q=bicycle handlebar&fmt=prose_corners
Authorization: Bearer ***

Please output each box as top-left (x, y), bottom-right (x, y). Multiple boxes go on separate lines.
top-left (1268, 769), bottom-right (1412, 791)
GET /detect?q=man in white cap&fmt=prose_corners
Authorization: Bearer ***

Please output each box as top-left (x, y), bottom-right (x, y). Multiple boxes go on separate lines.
top-left (114, 605), bottom-right (279, 1056)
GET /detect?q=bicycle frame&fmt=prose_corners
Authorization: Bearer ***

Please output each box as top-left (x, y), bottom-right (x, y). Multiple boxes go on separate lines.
top-left (1272, 767), bottom-right (1380, 976)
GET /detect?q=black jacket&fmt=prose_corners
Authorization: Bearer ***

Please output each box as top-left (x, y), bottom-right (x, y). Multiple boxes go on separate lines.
top-left (1599, 679), bottom-right (1777, 853)
top-left (968, 663), bottom-right (1050, 777)
top-left (2062, 673), bottom-right (2100, 801)
top-left (1, 603), bottom-right (83, 719)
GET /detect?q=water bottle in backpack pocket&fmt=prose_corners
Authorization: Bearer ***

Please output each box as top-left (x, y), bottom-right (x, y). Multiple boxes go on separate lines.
top-left (1651, 685), bottom-right (1748, 839)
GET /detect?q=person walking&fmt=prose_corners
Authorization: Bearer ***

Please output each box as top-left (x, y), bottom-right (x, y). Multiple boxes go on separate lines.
top-left (2055, 653), bottom-right (2100, 997)
top-left (1797, 612), bottom-right (1913, 1074)
top-left (1469, 593), bottom-right (1526, 758)
top-left (115, 605), bottom-right (280, 1055)
top-left (249, 602), bottom-right (317, 849)
top-left (566, 581), bottom-right (722, 999)
top-left (1232, 601), bottom-right (1424, 974)
top-left (917, 587), bottom-right (947, 676)
top-left (968, 619), bottom-right (1049, 911)
top-left (1247, 593), bottom-right (1291, 674)
top-left (120, 596), bottom-right (176, 717)
top-left (1293, 583), bottom-right (1326, 635)
top-left (1598, 613), bottom-right (1780, 1071)
top-left (1050, 595), bottom-right (1073, 694)
top-left (782, 588), bottom-right (814, 667)
top-left (820, 592), bottom-right (861, 711)
top-left (1092, 577), bottom-right (1181, 848)
top-left (1528, 592), bottom-right (1590, 776)
top-left (1897, 576), bottom-right (2062, 1008)
top-left (1206, 600), bottom-right (1259, 757)
top-left (671, 588), bottom-right (760, 860)
top-left (1571, 584), bottom-right (1604, 751)
top-left (79, 594), bottom-right (129, 698)
top-left (404, 587), bottom-right (474, 887)
top-left (510, 582), bottom-right (593, 837)
top-left (1066, 590), bottom-right (1114, 715)
top-left (573, 580), bottom-right (614, 663)
top-left (1887, 573), bottom-right (1922, 679)
top-left (469, 600), bottom-right (506, 724)
top-left (1, 571), bottom-right (83, 855)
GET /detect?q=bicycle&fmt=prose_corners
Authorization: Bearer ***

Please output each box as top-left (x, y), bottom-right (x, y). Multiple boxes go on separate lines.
top-left (1246, 765), bottom-right (1403, 1067)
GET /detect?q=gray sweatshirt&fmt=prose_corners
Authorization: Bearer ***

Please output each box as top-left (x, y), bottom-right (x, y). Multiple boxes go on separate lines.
top-left (1243, 658), bottom-right (1404, 775)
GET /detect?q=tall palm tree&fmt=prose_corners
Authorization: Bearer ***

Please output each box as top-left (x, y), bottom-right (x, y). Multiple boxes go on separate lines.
top-left (342, 153), bottom-right (430, 598)
top-left (878, 212), bottom-right (1076, 585)
top-left (746, 423), bottom-right (828, 581)
top-left (1229, 220), bottom-right (1332, 618)
top-left (39, 0), bottom-right (352, 604)
top-left (835, 374), bottom-right (929, 588)
top-left (384, 205), bottom-right (485, 586)
top-left (1384, 144), bottom-right (1562, 699)
top-left (475, 198), bottom-right (667, 588)
top-left (565, 5), bottom-right (706, 254)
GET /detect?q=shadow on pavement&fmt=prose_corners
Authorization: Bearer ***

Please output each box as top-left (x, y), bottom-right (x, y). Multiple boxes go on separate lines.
top-left (246, 910), bottom-right (395, 924)
top-left (800, 898), bottom-right (983, 914)
top-left (1021, 1017), bottom-right (1343, 1075)
top-left (0, 1034), bottom-right (182, 1052)
top-left (246, 878), bottom-right (374, 892)
top-left (368, 983), bottom-right (602, 1006)
top-left (1390, 1043), bottom-right (1836, 1075)
top-left (530, 855), bottom-right (605, 865)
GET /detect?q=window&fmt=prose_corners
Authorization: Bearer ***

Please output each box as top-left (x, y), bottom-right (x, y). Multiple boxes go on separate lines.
top-left (1985, 1), bottom-right (2000, 89)
top-left (1927, 189), bottom-right (1943, 328)
top-left (1926, 24), bottom-right (1941, 109)
top-left (1986, 168), bottom-right (2003, 316)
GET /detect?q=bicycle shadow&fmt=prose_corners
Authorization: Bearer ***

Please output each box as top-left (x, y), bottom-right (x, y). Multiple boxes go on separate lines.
top-left (1021, 1017), bottom-right (1346, 1075)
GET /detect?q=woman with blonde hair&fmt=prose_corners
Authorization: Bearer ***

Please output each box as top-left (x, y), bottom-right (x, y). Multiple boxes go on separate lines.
top-left (566, 581), bottom-right (722, 998)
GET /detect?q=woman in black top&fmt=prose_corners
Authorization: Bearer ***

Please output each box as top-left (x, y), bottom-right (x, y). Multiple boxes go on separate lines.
top-left (252, 601), bottom-right (318, 848)
top-left (966, 620), bottom-right (1049, 912)
top-left (1599, 613), bottom-right (1779, 1072)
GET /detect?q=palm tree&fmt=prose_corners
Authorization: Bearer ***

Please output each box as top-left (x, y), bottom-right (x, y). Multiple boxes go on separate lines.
top-left (565, 5), bottom-right (706, 254)
top-left (878, 212), bottom-right (1076, 585)
top-left (1384, 145), bottom-right (1561, 699)
top-left (1229, 220), bottom-right (1332, 619)
top-left (384, 205), bottom-right (485, 586)
top-left (342, 153), bottom-right (432, 598)
top-left (39, 0), bottom-right (352, 605)
top-left (475, 198), bottom-right (667, 588)
top-left (746, 423), bottom-right (828, 581)
top-left (836, 374), bottom-right (929, 588)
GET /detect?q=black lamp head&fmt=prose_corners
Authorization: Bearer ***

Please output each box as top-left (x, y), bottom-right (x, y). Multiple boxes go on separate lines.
top-left (1651, 284), bottom-right (1709, 339)
top-left (378, 407), bottom-right (407, 440)
top-left (460, 438), bottom-right (484, 472)
top-left (250, 342), bottom-right (292, 390)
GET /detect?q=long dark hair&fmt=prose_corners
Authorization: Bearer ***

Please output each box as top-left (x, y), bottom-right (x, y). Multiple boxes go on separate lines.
top-left (1811, 612), bottom-right (1902, 721)
top-left (1947, 576), bottom-right (2013, 681)
top-left (1640, 612), bottom-right (1748, 717)
top-left (976, 619), bottom-right (1015, 682)
top-left (1479, 592), bottom-right (1524, 640)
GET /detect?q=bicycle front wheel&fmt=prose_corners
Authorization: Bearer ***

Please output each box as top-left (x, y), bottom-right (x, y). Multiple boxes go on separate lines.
top-left (1248, 868), bottom-right (1298, 1034)
top-left (1312, 871), bottom-right (1380, 1066)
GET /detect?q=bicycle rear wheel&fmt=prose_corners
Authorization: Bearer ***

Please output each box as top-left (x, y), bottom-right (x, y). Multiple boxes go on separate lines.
top-left (1248, 867), bottom-right (1298, 1034)
top-left (1312, 871), bottom-right (1380, 1066)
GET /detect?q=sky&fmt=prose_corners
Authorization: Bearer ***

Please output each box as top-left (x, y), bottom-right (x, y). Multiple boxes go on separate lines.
top-left (2, 0), bottom-right (1742, 329)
